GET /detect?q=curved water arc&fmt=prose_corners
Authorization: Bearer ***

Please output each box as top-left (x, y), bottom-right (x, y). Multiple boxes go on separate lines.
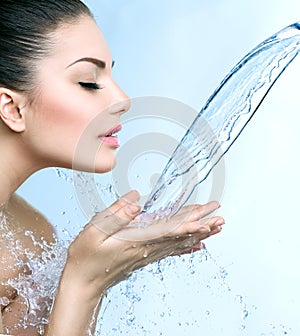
top-left (141, 22), bottom-right (300, 221)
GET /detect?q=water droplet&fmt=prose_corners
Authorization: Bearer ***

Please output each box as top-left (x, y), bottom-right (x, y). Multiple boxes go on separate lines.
top-left (143, 248), bottom-right (148, 258)
top-left (240, 324), bottom-right (246, 331)
top-left (4, 306), bottom-right (12, 313)
top-left (105, 267), bottom-right (110, 273)
top-left (0, 296), bottom-right (10, 306)
top-left (241, 309), bottom-right (249, 319)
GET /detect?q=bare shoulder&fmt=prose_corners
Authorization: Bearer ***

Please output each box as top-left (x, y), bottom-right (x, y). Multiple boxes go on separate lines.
top-left (0, 193), bottom-right (56, 281)
top-left (0, 193), bottom-right (56, 316)
top-left (0, 193), bottom-right (56, 273)
top-left (7, 193), bottom-right (56, 242)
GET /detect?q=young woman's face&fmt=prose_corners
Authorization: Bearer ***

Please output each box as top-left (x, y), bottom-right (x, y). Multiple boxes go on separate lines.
top-left (24, 16), bottom-right (129, 173)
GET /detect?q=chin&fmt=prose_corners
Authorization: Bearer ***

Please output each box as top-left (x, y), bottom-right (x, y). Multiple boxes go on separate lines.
top-left (94, 157), bottom-right (117, 174)
top-left (70, 157), bottom-right (116, 174)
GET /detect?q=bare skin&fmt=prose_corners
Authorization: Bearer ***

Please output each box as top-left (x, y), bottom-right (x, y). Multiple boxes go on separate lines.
top-left (0, 15), bottom-right (224, 336)
top-left (0, 195), bottom-right (55, 335)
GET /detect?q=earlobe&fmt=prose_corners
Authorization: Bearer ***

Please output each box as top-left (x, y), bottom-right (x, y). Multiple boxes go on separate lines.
top-left (0, 89), bottom-right (26, 133)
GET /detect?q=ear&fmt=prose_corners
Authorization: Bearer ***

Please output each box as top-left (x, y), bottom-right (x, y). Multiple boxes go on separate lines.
top-left (0, 88), bottom-right (26, 133)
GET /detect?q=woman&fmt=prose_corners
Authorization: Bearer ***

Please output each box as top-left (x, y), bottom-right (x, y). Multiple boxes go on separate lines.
top-left (0, 1), bottom-right (224, 335)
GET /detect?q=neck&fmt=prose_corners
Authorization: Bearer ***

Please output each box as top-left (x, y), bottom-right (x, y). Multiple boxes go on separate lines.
top-left (0, 125), bottom-right (47, 207)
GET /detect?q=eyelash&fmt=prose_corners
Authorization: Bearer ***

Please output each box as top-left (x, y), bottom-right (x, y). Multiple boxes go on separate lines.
top-left (78, 82), bottom-right (101, 90)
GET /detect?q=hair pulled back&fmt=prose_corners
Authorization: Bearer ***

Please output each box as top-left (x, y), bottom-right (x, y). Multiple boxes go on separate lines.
top-left (0, 0), bottom-right (92, 93)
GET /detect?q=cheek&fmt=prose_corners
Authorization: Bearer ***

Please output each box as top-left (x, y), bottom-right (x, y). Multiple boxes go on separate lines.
top-left (28, 91), bottom-right (117, 171)
top-left (38, 96), bottom-right (85, 134)
top-left (39, 84), bottom-right (111, 139)
top-left (28, 93), bottom-right (97, 165)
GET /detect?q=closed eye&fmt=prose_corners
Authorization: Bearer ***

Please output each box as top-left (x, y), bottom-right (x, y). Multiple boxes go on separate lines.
top-left (78, 82), bottom-right (101, 90)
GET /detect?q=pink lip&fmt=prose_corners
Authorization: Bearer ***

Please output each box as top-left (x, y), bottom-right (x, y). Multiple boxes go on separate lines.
top-left (103, 124), bottom-right (122, 136)
top-left (99, 124), bottom-right (122, 148)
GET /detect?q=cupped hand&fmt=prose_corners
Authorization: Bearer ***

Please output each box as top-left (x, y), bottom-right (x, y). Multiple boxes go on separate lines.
top-left (66, 190), bottom-right (224, 293)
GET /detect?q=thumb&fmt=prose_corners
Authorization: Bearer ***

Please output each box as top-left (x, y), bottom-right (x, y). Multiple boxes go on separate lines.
top-left (89, 190), bottom-right (141, 240)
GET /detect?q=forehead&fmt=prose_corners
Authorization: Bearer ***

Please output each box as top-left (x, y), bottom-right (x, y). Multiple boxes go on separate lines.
top-left (46, 16), bottom-right (112, 69)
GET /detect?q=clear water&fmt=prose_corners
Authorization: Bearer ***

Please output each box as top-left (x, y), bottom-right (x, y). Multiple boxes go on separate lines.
top-left (1, 22), bottom-right (300, 334)
top-left (0, 213), bottom-right (68, 335)
top-left (142, 22), bottom-right (300, 221)
top-left (96, 248), bottom-right (256, 335)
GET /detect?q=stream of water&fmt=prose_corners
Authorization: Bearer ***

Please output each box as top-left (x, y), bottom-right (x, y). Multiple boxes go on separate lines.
top-left (141, 22), bottom-right (300, 221)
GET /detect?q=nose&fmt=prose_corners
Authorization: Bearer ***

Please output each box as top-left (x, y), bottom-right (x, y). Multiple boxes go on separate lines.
top-left (108, 80), bottom-right (131, 115)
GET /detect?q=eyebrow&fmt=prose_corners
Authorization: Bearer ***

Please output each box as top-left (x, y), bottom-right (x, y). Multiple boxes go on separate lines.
top-left (66, 57), bottom-right (115, 69)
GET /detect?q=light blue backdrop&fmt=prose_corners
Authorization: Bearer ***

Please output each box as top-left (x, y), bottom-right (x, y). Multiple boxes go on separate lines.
top-left (18, 1), bottom-right (300, 335)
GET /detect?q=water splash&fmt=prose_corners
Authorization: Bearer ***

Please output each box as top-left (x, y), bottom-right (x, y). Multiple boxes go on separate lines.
top-left (142, 22), bottom-right (300, 220)
top-left (96, 250), bottom-right (255, 335)
top-left (0, 212), bottom-right (68, 335)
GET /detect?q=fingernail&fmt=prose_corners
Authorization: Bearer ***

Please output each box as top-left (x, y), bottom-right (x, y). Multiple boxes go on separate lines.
top-left (126, 204), bottom-right (140, 216)
top-left (215, 219), bottom-right (224, 225)
top-left (211, 201), bottom-right (220, 208)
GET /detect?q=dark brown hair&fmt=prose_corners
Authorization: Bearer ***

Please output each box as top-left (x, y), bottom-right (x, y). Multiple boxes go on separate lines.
top-left (0, 0), bottom-right (92, 93)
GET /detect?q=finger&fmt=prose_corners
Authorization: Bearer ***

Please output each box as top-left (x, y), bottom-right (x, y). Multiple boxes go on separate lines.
top-left (154, 202), bottom-right (220, 237)
top-left (147, 231), bottom-right (208, 260)
top-left (88, 190), bottom-right (141, 240)
top-left (209, 224), bottom-right (223, 236)
top-left (174, 201), bottom-right (220, 223)
top-left (137, 235), bottom-right (202, 267)
top-left (127, 218), bottom-right (223, 272)
top-left (107, 190), bottom-right (140, 214)
top-left (171, 240), bottom-right (205, 256)
top-left (130, 202), bottom-right (220, 240)
top-left (173, 204), bottom-right (202, 216)
top-left (157, 213), bottom-right (224, 241)
top-left (143, 231), bottom-right (208, 259)
top-left (115, 212), bottom-right (223, 244)
top-left (127, 228), bottom-right (214, 273)
top-left (171, 223), bottom-right (223, 257)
